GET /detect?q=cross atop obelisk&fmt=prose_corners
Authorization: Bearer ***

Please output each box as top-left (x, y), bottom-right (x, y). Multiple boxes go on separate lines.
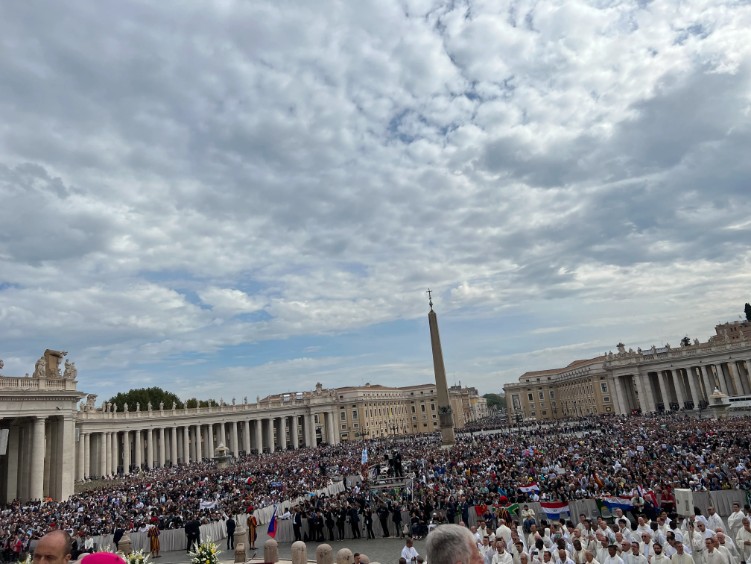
top-left (427, 290), bottom-right (456, 446)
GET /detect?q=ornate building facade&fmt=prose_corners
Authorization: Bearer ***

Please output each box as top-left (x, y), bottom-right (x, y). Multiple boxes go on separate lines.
top-left (504, 320), bottom-right (751, 422)
top-left (0, 353), bottom-right (488, 503)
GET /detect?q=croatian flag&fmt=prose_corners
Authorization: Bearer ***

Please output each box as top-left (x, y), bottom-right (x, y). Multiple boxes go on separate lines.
top-left (267, 506), bottom-right (277, 538)
top-left (362, 449), bottom-right (368, 464)
top-left (539, 501), bottom-right (570, 519)
top-left (519, 482), bottom-right (540, 493)
top-left (602, 497), bottom-right (634, 512)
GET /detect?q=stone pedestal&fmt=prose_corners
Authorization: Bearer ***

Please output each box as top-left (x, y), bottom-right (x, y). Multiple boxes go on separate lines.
top-left (316, 544), bottom-right (333, 564)
top-left (291, 541), bottom-right (307, 564)
top-left (336, 548), bottom-right (353, 564)
top-left (118, 534), bottom-right (133, 556)
top-left (234, 528), bottom-right (247, 552)
top-left (234, 543), bottom-right (246, 563)
top-left (264, 539), bottom-right (279, 563)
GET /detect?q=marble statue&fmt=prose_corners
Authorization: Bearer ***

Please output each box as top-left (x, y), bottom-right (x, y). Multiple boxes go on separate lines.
top-left (651, 345), bottom-right (657, 354)
top-left (147, 402), bottom-right (152, 411)
top-left (86, 394), bottom-right (98, 411)
top-left (637, 347), bottom-right (642, 354)
top-left (136, 402), bottom-right (140, 412)
top-left (665, 343), bottom-right (671, 350)
top-left (33, 356), bottom-right (46, 378)
top-left (740, 330), bottom-right (746, 341)
top-left (244, 396), bottom-right (248, 405)
top-left (220, 398), bottom-right (225, 406)
top-left (256, 395), bottom-right (260, 403)
top-left (159, 401), bottom-right (164, 411)
top-left (63, 359), bottom-right (78, 379)
top-left (124, 403), bottom-right (129, 412)
top-left (694, 338), bottom-right (700, 345)
top-left (113, 403), bottom-right (118, 413)
top-left (172, 402), bottom-right (177, 410)
top-left (232, 398), bottom-right (236, 405)
top-left (0, 358), bottom-right (3, 371)
top-left (617, 343), bottom-right (626, 355)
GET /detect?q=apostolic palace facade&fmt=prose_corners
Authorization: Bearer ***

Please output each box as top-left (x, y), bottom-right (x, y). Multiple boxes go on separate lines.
top-left (504, 319), bottom-right (751, 421)
top-left (0, 349), bottom-right (487, 504)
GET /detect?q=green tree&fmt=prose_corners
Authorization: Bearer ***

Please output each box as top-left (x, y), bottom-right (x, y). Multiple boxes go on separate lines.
top-left (109, 387), bottom-right (184, 412)
top-left (185, 398), bottom-right (219, 408)
top-left (745, 303), bottom-right (751, 322)
top-left (483, 393), bottom-right (506, 410)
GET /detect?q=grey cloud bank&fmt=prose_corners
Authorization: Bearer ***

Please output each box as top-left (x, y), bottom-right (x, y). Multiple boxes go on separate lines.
top-left (0, 0), bottom-right (750, 398)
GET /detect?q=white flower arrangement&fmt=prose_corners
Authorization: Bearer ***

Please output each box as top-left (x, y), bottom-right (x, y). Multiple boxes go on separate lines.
top-left (188, 537), bottom-right (221, 564)
top-left (94, 545), bottom-right (114, 553)
top-left (118, 549), bottom-right (150, 564)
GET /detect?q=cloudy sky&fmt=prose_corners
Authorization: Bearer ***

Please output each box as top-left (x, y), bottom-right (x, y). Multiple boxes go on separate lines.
top-left (1, 0), bottom-right (750, 402)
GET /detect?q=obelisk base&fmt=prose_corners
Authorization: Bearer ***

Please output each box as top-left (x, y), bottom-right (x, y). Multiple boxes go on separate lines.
top-left (439, 411), bottom-right (456, 446)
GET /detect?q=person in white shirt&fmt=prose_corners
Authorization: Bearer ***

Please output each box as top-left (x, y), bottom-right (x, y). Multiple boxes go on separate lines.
top-left (640, 532), bottom-right (655, 561)
top-left (707, 508), bottom-right (725, 535)
top-left (619, 521), bottom-right (635, 543)
top-left (727, 505), bottom-right (744, 540)
top-left (498, 521), bottom-right (513, 543)
top-left (401, 538), bottom-right (419, 563)
top-left (604, 545), bottom-right (625, 564)
top-left (584, 550), bottom-right (601, 564)
top-left (735, 518), bottom-right (751, 563)
top-left (716, 533), bottom-right (739, 564)
top-left (556, 548), bottom-right (576, 564)
top-left (598, 539), bottom-right (613, 564)
top-left (652, 543), bottom-right (672, 564)
top-left (480, 538), bottom-right (494, 559)
top-left (578, 516), bottom-right (591, 532)
top-left (493, 541), bottom-right (514, 564)
top-left (712, 537), bottom-right (736, 564)
top-left (698, 523), bottom-right (717, 541)
top-left (626, 542), bottom-right (648, 564)
top-left (572, 540), bottom-right (586, 564)
top-left (705, 538), bottom-right (729, 564)
top-left (672, 540), bottom-right (695, 564)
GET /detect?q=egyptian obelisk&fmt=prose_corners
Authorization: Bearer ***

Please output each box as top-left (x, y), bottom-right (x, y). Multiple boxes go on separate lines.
top-left (427, 290), bottom-right (456, 446)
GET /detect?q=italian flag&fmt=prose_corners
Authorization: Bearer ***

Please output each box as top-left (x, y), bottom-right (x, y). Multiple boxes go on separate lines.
top-left (519, 482), bottom-right (540, 493)
top-left (539, 501), bottom-right (569, 519)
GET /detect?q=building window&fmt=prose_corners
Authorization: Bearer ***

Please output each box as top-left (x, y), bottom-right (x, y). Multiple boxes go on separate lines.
top-left (540, 402), bottom-right (546, 408)
top-left (431, 403), bottom-right (436, 411)
top-left (529, 403), bottom-right (535, 409)
top-left (432, 414), bottom-right (437, 419)
top-left (314, 415), bottom-right (319, 424)
top-left (340, 411), bottom-right (346, 421)
top-left (530, 411), bottom-right (536, 416)
top-left (411, 405), bottom-right (416, 413)
top-left (341, 424), bottom-right (347, 430)
top-left (353, 423), bottom-right (359, 428)
top-left (352, 410), bottom-right (358, 419)
top-left (412, 416), bottom-right (417, 420)
top-left (551, 401), bottom-right (556, 407)
top-left (423, 423), bottom-right (428, 427)
top-left (538, 391), bottom-right (544, 400)
top-left (603, 396), bottom-right (610, 403)
top-left (601, 383), bottom-right (608, 393)
top-left (542, 411), bottom-right (547, 415)
top-left (549, 390), bottom-right (555, 399)
top-left (527, 393), bottom-right (534, 401)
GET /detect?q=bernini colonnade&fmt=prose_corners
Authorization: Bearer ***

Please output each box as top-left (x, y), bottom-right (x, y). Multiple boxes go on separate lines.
top-left (0, 350), bottom-right (341, 504)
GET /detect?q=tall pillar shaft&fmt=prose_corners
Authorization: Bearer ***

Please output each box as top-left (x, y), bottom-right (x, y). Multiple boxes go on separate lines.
top-left (195, 425), bottom-right (203, 460)
top-left (715, 364), bottom-right (729, 395)
top-left (77, 430), bottom-right (85, 481)
top-left (30, 417), bottom-right (46, 501)
top-left (266, 419), bottom-right (275, 453)
top-left (279, 416), bottom-right (287, 450)
top-left (668, 370), bottom-right (685, 408)
top-left (657, 372), bottom-right (670, 409)
top-left (428, 308), bottom-right (456, 445)
top-left (207, 424), bottom-right (215, 458)
top-left (134, 430), bottom-right (142, 469)
top-left (685, 367), bottom-right (700, 407)
top-left (183, 426), bottom-right (190, 463)
top-left (84, 433), bottom-right (91, 478)
top-left (255, 420), bottom-right (263, 453)
top-left (700, 365), bottom-right (714, 400)
top-left (146, 429), bottom-right (153, 468)
top-left (171, 427), bottom-right (178, 465)
top-left (728, 362), bottom-right (743, 396)
top-left (123, 431), bottom-right (131, 474)
top-left (5, 426), bottom-right (20, 502)
top-left (230, 421), bottom-right (239, 455)
top-left (305, 413), bottom-right (314, 447)
top-left (291, 415), bottom-right (299, 449)
top-left (243, 420), bottom-right (251, 454)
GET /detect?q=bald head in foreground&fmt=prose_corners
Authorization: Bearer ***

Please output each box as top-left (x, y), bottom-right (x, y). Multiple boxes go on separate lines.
top-left (33, 530), bottom-right (72, 564)
top-left (427, 524), bottom-right (485, 564)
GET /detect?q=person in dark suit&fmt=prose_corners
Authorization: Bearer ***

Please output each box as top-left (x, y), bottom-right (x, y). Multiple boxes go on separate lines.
top-left (324, 509), bottom-right (335, 542)
top-left (392, 503), bottom-right (403, 538)
top-left (337, 506), bottom-right (347, 540)
top-left (185, 516), bottom-right (201, 553)
top-left (293, 508), bottom-right (303, 542)
top-left (364, 508), bottom-right (375, 540)
top-left (349, 505), bottom-right (361, 539)
top-left (378, 504), bottom-right (390, 538)
top-left (226, 516), bottom-right (235, 550)
top-left (113, 526), bottom-right (125, 551)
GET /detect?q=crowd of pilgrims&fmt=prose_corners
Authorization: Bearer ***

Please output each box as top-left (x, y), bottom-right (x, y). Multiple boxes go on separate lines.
top-left (3, 414), bottom-right (751, 562)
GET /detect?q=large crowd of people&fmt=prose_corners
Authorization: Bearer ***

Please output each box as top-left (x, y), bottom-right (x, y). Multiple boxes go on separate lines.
top-left (3, 413), bottom-right (751, 563)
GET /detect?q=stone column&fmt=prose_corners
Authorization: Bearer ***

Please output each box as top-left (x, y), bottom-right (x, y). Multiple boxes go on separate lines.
top-left (77, 430), bottom-right (85, 481)
top-left (657, 371), bottom-right (670, 409)
top-left (291, 415), bottom-right (299, 449)
top-left (123, 431), bottom-right (131, 474)
top-left (134, 430), bottom-right (142, 469)
top-left (267, 418), bottom-right (275, 453)
top-left (30, 417), bottom-right (46, 501)
top-left (325, 412), bottom-right (335, 444)
top-left (207, 424), bottom-right (215, 458)
top-left (195, 425), bottom-right (203, 460)
top-left (744, 360), bottom-right (751, 394)
top-left (217, 421), bottom-right (226, 448)
top-left (699, 365), bottom-right (714, 399)
top-left (641, 373), bottom-right (657, 412)
top-left (279, 416), bottom-right (287, 451)
top-left (668, 370), bottom-right (685, 408)
top-left (255, 419), bottom-right (263, 453)
top-left (60, 417), bottom-right (76, 499)
top-left (84, 433), bottom-right (91, 478)
top-left (611, 377), bottom-right (627, 414)
top-left (4, 426), bottom-right (20, 503)
top-left (183, 426), bottom-right (190, 464)
top-left (685, 367), bottom-right (700, 408)
top-left (171, 427), bottom-right (178, 465)
top-left (112, 432), bottom-right (119, 475)
top-left (727, 362), bottom-right (743, 396)
top-left (230, 421), bottom-right (239, 456)
top-left (715, 364), bottom-right (729, 395)
top-left (103, 432), bottom-right (111, 477)
top-left (146, 429), bottom-right (154, 469)
top-left (305, 413), bottom-right (314, 447)
top-left (243, 420), bottom-right (251, 454)
top-left (157, 427), bottom-right (165, 467)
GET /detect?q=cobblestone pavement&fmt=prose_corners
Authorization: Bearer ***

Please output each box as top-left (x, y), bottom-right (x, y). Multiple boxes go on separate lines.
top-left (155, 529), bottom-right (425, 564)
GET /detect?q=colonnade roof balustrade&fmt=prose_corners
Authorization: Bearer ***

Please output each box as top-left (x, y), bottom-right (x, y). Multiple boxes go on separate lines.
top-left (604, 338), bottom-right (751, 371)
